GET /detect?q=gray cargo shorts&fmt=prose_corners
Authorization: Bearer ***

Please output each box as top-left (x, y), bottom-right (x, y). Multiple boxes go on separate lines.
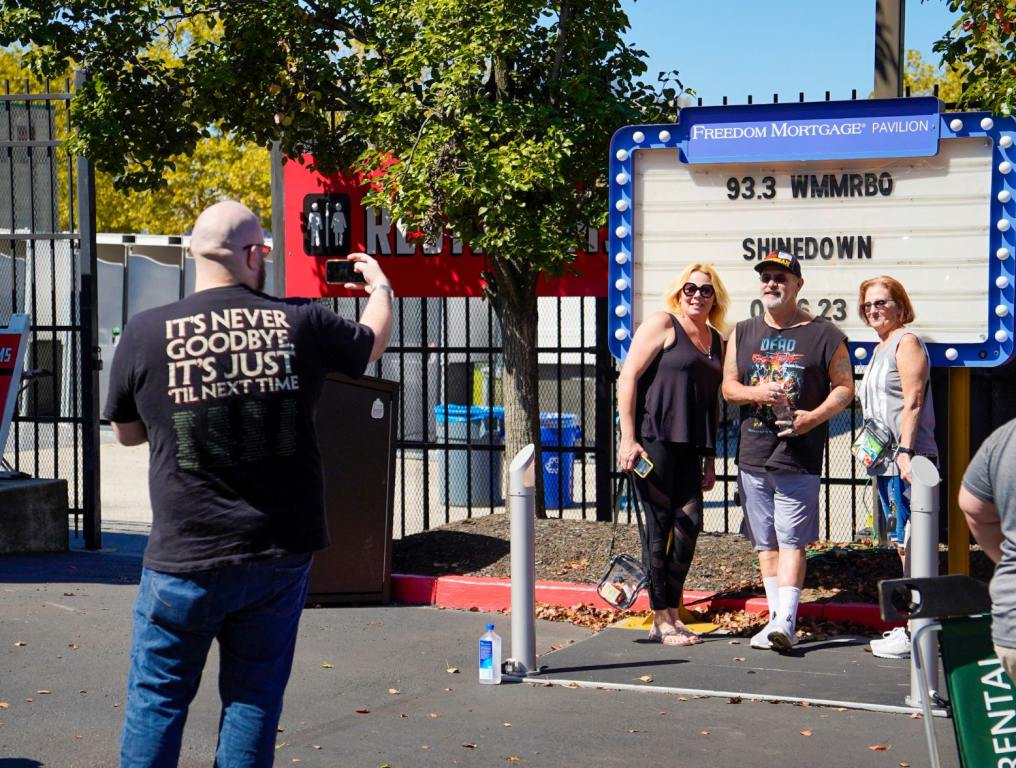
top-left (738, 468), bottom-right (820, 550)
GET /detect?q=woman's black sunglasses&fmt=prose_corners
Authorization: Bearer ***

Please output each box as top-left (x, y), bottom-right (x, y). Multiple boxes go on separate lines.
top-left (681, 282), bottom-right (715, 299)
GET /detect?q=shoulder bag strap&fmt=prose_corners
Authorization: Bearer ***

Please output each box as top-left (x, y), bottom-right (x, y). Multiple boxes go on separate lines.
top-left (607, 473), bottom-right (648, 558)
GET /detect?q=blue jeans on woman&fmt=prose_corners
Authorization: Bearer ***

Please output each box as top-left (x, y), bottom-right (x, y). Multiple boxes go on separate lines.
top-left (877, 474), bottom-right (911, 547)
top-left (120, 553), bottom-right (312, 768)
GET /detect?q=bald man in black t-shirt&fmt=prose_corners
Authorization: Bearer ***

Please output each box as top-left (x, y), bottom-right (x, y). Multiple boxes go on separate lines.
top-left (105, 200), bottom-right (393, 767)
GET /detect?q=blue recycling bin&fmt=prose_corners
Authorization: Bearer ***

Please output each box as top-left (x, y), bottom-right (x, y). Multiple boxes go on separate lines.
top-left (540, 412), bottom-right (581, 508)
top-left (433, 404), bottom-right (504, 506)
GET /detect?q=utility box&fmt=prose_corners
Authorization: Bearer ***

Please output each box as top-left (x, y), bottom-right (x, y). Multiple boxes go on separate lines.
top-left (308, 373), bottom-right (398, 604)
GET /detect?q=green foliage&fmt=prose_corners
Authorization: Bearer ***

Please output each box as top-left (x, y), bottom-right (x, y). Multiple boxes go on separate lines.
top-left (930, 0), bottom-right (1016, 114)
top-left (95, 137), bottom-right (270, 234)
top-left (0, 43), bottom-right (269, 233)
top-left (347, 0), bottom-right (667, 279)
top-left (903, 49), bottom-right (966, 104)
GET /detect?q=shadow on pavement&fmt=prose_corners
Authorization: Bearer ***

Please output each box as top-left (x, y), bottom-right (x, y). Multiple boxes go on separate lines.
top-left (539, 658), bottom-right (689, 676)
top-left (0, 531), bottom-right (146, 585)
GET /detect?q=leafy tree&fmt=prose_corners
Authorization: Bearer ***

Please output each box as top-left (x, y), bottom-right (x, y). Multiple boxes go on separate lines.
top-left (0, 1), bottom-right (670, 513)
top-left (0, 35), bottom-right (269, 234)
top-left (903, 48), bottom-right (966, 104)
top-left (929, 0), bottom-right (1015, 114)
top-left (95, 137), bottom-right (270, 234)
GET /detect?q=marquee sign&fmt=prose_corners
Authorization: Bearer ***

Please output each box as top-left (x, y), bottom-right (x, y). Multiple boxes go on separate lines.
top-left (607, 98), bottom-right (1016, 367)
top-left (283, 157), bottom-right (607, 298)
top-left (0, 314), bottom-right (29, 458)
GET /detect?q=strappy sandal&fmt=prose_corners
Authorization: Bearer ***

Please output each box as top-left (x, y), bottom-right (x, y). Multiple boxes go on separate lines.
top-left (662, 626), bottom-right (702, 646)
top-left (648, 624), bottom-right (677, 643)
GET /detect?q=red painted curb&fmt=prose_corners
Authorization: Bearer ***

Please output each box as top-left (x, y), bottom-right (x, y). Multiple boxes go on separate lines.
top-left (390, 573), bottom-right (900, 632)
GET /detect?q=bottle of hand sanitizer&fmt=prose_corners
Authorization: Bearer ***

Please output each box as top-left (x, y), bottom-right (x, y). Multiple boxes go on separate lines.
top-left (478, 624), bottom-right (502, 684)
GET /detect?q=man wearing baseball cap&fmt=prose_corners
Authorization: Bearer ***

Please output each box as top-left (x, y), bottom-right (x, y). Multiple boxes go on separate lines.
top-left (721, 251), bottom-right (854, 652)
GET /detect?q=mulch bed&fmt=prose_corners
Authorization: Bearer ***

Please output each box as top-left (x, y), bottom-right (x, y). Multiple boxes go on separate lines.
top-left (393, 513), bottom-right (996, 633)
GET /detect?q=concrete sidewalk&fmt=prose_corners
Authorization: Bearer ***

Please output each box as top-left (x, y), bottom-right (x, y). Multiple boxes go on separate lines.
top-left (0, 528), bottom-right (961, 768)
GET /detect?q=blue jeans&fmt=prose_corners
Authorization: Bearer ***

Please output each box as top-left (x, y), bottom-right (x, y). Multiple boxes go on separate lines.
top-left (877, 475), bottom-right (911, 546)
top-left (120, 554), bottom-right (312, 768)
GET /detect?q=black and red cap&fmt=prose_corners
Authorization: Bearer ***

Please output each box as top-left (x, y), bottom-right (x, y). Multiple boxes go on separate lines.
top-left (753, 250), bottom-right (802, 279)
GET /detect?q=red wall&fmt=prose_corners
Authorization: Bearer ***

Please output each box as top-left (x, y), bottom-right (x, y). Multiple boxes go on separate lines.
top-left (283, 156), bottom-right (607, 298)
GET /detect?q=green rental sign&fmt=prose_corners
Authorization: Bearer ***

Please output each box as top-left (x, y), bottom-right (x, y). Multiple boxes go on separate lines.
top-left (941, 616), bottom-right (1016, 767)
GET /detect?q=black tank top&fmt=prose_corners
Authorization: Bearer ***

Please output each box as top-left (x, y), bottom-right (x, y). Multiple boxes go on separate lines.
top-left (635, 314), bottom-right (722, 455)
top-left (734, 315), bottom-right (846, 475)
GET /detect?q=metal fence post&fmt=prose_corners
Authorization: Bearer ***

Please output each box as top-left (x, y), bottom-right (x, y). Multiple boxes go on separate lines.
top-left (505, 444), bottom-right (536, 676)
top-left (74, 70), bottom-right (101, 550)
top-left (907, 455), bottom-right (942, 707)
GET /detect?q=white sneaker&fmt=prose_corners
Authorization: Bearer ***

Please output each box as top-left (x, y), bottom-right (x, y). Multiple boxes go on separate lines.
top-left (750, 622), bottom-right (777, 649)
top-left (870, 626), bottom-right (911, 659)
top-left (767, 625), bottom-right (798, 653)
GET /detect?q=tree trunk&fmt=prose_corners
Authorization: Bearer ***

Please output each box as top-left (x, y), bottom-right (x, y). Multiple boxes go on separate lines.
top-left (489, 257), bottom-right (545, 518)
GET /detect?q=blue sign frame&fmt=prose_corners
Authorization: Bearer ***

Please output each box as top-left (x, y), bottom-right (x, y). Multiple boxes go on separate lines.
top-left (607, 98), bottom-right (1016, 367)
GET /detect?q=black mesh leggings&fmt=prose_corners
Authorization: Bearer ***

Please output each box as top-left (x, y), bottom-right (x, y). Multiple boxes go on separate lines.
top-left (631, 440), bottom-right (704, 611)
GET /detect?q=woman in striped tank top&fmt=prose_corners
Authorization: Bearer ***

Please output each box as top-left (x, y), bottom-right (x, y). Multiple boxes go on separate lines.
top-left (858, 275), bottom-right (937, 660)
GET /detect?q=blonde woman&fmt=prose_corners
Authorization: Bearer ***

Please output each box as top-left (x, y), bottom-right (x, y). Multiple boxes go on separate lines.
top-left (617, 264), bottom-right (729, 645)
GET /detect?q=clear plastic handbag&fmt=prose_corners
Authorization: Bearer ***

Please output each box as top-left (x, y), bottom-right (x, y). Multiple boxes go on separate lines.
top-left (851, 417), bottom-right (896, 477)
top-left (597, 475), bottom-right (649, 610)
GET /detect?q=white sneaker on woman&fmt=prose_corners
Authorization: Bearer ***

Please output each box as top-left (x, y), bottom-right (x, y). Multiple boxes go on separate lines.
top-left (870, 626), bottom-right (911, 659)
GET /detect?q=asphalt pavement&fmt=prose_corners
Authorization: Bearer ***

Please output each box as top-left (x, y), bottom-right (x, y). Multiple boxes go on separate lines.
top-left (0, 526), bottom-right (963, 768)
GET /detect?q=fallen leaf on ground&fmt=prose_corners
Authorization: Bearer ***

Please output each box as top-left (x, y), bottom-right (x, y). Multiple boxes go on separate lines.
top-left (728, 640), bottom-right (741, 645)
top-left (506, 757), bottom-right (522, 764)
top-left (14, 642), bottom-right (26, 647)
top-left (36, 690), bottom-right (50, 695)
top-left (400, 714), bottom-right (408, 719)
top-left (275, 742), bottom-right (287, 751)
top-left (909, 712), bottom-right (922, 719)
top-left (503, 723), bottom-right (512, 727)
top-left (800, 729), bottom-right (813, 737)
top-left (677, 696), bottom-right (689, 702)
top-left (313, 746), bottom-right (321, 750)
top-left (277, 726), bottom-right (285, 733)
top-left (0, 703), bottom-right (9, 709)
top-left (566, 682), bottom-right (579, 688)
top-left (321, 662), bottom-right (334, 669)
top-left (355, 708), bottom-right (370, 714)
top-left (733, 656), bottom-right (746, 662)
top-left (388, 688), bottom-right (400, 695)
top-left (68, 644), bottom-right (79, 650)
top-left (462, 742), bottom-right (477, 749)
top-left (638, 675), bottom-right (653, 683)
top-left (420, 745), bottom-right (430, 750)
top-left (728, 697), bottom-right (742, 704)
top-left (700, 730), bottom-right (710, 736)
top-left (429, 713), bottom-right (441, 718)
top-left (868, 744), bottom-right (890, 751)
top-left (446, 666), bottom-right (460, 674)
top-left (899, 763), bottom-right (911, 767)
top-left (627, 728), bottom-right (645, 733)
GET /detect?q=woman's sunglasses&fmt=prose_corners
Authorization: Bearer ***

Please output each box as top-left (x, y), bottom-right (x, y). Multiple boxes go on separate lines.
top-left (681, 282), bottom-right (715, 299)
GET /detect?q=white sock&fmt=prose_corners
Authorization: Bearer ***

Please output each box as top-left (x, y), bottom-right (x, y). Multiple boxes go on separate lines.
top-left (776, 586), bottom-right (801, 633)
top-left (763, 577), bottom-right (779, 622)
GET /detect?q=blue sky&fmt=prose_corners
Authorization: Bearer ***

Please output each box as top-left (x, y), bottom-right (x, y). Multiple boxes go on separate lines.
top-left (621, 0), bottom-right (961, 104)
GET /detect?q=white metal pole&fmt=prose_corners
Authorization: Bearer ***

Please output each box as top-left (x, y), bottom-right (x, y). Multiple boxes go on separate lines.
top-left (906, 455), bottom-right (941, 708)
top-left (505, 444), bottom-right (536, 676)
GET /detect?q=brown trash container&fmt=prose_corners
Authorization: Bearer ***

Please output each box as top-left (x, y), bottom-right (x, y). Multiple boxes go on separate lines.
top-left (307, 373), bottom-right (398, 604)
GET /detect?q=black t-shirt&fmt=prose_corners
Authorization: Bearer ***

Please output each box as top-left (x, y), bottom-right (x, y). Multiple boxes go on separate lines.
top-left (103, 285), bottom-right (374, 573)
top-left (734, 315), bottom-right (846, 475)
top-left (635, 315), bottom-right (722, 455)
